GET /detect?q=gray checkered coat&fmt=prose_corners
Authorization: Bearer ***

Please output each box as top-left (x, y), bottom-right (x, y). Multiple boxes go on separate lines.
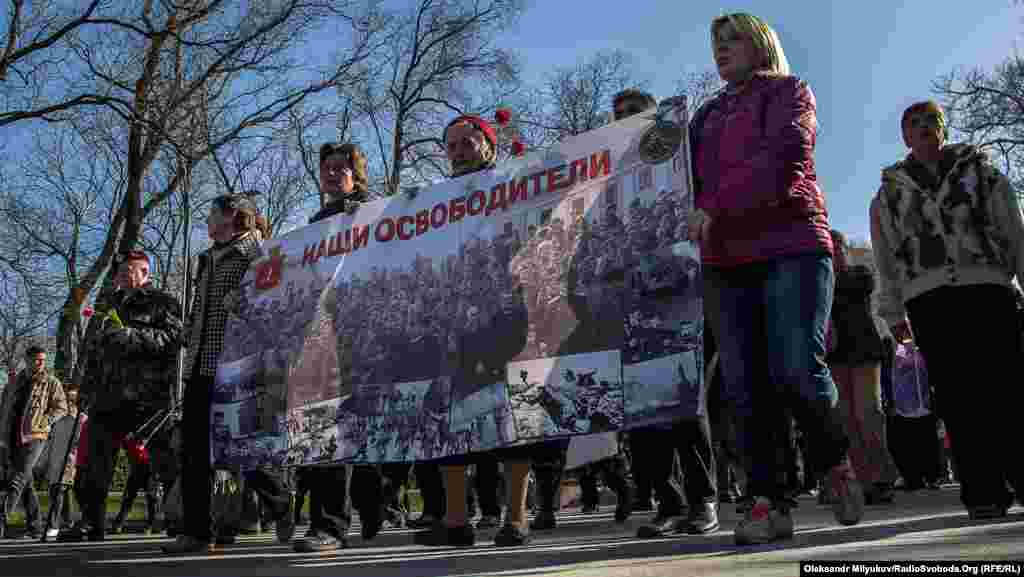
top-left (184, 234), bottom-right (263, 379)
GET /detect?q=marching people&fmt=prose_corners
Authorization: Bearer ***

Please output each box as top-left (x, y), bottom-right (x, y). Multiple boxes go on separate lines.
top-left (291, 142), bottom-right (384, 553)
top-left (826, 230), bottom-right (898, 506)
top-left (40, 383), bottom-right (86, 539)
top-left (688, 12), bottom-right (863, 545)
top-left (871, 99), bottom-right (1024, 519)
top-left (164, 195), bottom-right (295, 554)
top-left (531, 88), bottom-right (660, 533)
top-left (72, 251), bottom-right (181, 542)
top-left (413, 114), bottom-right (533, 547)
top-left (0, 345), bottom-right (67, 539)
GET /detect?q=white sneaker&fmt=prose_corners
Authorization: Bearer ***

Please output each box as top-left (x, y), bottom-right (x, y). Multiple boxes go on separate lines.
top-left (45, 528), bottom-right (59, 539)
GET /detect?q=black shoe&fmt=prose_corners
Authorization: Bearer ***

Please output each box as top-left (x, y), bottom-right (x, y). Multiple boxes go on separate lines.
top-left (580, 504), bottom-right (599, 514)
top-left (293, 530), bottom-right (347, 552)
top-left (108, 514), bottom-right (125, 535)
top-left (407, 514), bottom-right (440, 529)
top-left (360, 505), bottom-right (384, 541)
top-left (968, 505), bottom-right (1008, 521)
top-left (493, 524), bottom-right (531, 547)
top-left (529, 511), bottom-right (556, 531)
top-left (684, 502), bottom-right (720, 535)
top-left (614, 494), bottom-right (633, 523)
top-left (865, 484), bottom-right (895, 505)
top-left (86, 529), bottom-right (105, 542)
top-left (637, 514), bottom-right (682, 538)
top-left (57, 525), bottom-right (87, 542)
top-left (632, 497), bottom-right (655, 512)
top-left (414, 524), bottom-right (475, 547)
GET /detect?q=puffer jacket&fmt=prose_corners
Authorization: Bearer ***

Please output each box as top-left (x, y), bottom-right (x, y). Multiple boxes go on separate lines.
top-left (78, 284), bottom-right (184, 416)
top-left (871, 143), bottom-right (1024, 326)
top-left (690, 72), bottom-right (832, 267)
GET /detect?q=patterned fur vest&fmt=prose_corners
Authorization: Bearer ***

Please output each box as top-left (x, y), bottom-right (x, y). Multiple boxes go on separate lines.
top-left (871, 143), bottom-right (1024, 326)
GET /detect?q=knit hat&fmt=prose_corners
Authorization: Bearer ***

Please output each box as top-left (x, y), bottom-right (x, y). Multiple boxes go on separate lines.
top-left (444, 115), bottom-right (497, 151)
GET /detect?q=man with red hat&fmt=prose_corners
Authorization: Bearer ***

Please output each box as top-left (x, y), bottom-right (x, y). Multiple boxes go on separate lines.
top-left (76, 250), bottom-right (184, 542)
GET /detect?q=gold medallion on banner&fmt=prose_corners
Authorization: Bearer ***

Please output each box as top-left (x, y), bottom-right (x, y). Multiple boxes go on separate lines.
top-left (639, 120), bottom-right (683, 165)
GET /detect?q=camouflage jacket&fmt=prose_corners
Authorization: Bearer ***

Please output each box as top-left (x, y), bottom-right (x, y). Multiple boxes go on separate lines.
top-left (78, 284), bottom-right (184, 416)
top-left (872, 143), bottom-right (1024, 326)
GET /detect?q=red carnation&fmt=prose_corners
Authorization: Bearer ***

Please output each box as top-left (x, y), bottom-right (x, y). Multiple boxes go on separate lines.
top-left (512, 139), bottom-right (526, 157)
top-left (82, 307), bottom-right (94, 318)
top-left (495, 107), bottom-right (512, 126)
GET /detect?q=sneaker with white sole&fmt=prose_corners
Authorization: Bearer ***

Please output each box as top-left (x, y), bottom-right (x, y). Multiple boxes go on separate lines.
top-left (734, 498), bottom-right (794, 546)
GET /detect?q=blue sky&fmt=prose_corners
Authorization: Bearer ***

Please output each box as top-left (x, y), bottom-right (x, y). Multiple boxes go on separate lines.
top-left (496, 0), bottom-right (1021, 244)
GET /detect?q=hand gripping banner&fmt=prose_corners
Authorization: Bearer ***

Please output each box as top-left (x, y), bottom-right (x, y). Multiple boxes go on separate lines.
top-left (212, 99), bottom-right (704, 468)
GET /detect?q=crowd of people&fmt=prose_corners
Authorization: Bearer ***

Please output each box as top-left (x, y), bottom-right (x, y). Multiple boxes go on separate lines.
top-left (0, 9), bottom-right (1018, 559)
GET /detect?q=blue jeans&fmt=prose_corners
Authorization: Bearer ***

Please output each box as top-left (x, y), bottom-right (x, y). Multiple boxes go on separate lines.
top-left (704, 253), bottom-right (848, 501)
top-left (5, 439), bottom-right (46, 531)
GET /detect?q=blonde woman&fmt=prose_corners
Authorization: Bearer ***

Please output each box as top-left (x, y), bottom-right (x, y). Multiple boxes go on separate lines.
top-left (688, 13), bottom-right (863, 545)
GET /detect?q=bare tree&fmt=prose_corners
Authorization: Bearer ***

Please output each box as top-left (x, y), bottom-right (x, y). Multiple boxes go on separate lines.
top-left (345, 0), bottom-right (525, 195)
top-left (934, 57), bottom-right (1024, 194)
top-left (522, 49), bottom-right (647, 144)
top-left (2, 1), bottom-right (387, 379)
top-left (0, 0), bottom-right (104, 114)
top-left (675, 68), bottom-right (724, 118)
top-left (0, 267), bottom-right (56, 387)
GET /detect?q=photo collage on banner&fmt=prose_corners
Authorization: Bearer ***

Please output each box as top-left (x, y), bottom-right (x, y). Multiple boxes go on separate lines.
top-left (213, 97), bottom-right (702, 468)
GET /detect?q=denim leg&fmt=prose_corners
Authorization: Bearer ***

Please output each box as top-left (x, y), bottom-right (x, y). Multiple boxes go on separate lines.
top-left (703, 266), bottom-right (772, 497)
top-left (762, 254), bottom-right (848, 477)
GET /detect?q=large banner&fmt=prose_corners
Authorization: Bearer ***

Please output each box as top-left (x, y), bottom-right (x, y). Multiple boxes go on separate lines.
top-left (212, 99), bottom-right (703, 469)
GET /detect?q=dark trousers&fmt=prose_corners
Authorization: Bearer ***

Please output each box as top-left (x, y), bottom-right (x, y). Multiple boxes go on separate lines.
top-left (469, 456), bottom-right (502, 517)
top-left (887, 414), bottom-right (944, 488)
top-left (579, 454), bottom-right (630, 509)
top-left (305, 466), bottom-right (351, 537)
top-left (530, 440), bottom-right (571, 513)
top-left (631, 418), bottom-right (717, 516)
top-left (242, 468), bottom-right (291, 522)
top-left (907, 284), bottom-right (1024, 509)
top-left (117, 459), bottom-right (163, 527)
top-left (182, 376), bottom-right (214, 540)
top-left (82, 415), bottom-right (136, 534)
top-left (415, 463), bottom-right (445, 518)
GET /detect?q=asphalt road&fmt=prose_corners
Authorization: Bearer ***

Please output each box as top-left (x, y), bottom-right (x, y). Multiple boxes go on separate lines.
top-left (2, 485), bottom-right (1022, 577)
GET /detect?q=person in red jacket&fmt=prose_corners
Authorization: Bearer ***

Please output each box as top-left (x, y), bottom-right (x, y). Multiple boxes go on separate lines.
top-left (688, 12), bottom-right (861, 545)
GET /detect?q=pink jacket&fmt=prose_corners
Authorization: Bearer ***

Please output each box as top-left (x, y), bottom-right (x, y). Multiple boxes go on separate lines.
top-left (691, 73), bottom-right (832, 267)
